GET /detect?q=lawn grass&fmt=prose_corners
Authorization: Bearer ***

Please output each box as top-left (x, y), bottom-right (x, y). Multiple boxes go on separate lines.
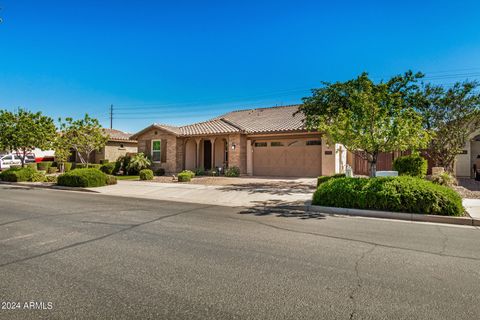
top-left (116, 175), bottom-right (140, 181)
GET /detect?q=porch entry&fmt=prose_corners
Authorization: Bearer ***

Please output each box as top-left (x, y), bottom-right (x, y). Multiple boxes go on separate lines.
top-left (204, 140), bottom-right (212, 170)
top-left (184, 138), bottom-right (230, 171)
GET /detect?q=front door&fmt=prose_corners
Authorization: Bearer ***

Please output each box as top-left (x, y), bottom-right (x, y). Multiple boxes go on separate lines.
top-left (204, 140), bottom-right (212, 170)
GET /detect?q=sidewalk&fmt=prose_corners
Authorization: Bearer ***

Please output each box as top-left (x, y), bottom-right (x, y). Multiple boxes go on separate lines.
top-left (89, 180), bottom-right (313, 207)
top-left (463, 199), bottom-right (480, 219)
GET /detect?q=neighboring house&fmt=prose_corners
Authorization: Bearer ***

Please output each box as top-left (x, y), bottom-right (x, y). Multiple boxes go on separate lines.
top-left (71, 128), bottom-right (138, 164)
top-left (131, 105), bottom-right (346, 177)
top-left (454, 128), bottom-right (480, 178)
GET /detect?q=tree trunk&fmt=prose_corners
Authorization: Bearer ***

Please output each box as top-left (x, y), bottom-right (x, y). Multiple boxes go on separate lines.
top-left (368, 153), bottom-right (378, 177)
top-left (21, 149), bottom-right (26, 168)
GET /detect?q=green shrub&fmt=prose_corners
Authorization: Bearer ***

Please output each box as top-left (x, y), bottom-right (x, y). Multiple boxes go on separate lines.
top-left (100, 159), bottom-right (110, 164)
top-left (45, 175), bottom-right (58, 183)
top-left (64, 162), bottom-right (73, 172)
top-left (75, 163), bottom-right (87, 169)
top-left (139, 169), bottom-right (154, 180)
top-left (31, 172), bottom-right (46, 182)
top-left (126, 153), bottom-right (151, 175)
top-left (194, 167), bottom-right (205, 176)
top-left (312, 176), bottom-right (463, 216)
top-left (155, 168), bottom-right (165, 176)
top-left (26, 163), bottom-right (38, 171)
top-left (180, 170), bottom-right (195, 177)
top-left (57, 168), bottom-right (107, 187)
top-left (317, 173), bottom-right (346, 187)
top-left (0, 167), bottom-right (37, 182)
top-left (393, 154), bottom-right (428, 178)
top-left (37, 161), bottom-right (53, 171)
top-left (100, 162), bottom-right (116, 175)
top-left (47, 166), bottom-right (58, 174)
top-left (225, 166), bottom-right (240, 177)
top-left (105, 175), bottom-right (117, 185)
top-left (75, 163), bottom-right (101, 170)
top-left (114, 157), bottom-right (124, 175)
top-left (430, 172), bottom-right (457, 187)
top-left (177, 172), bottom-right (192, 182)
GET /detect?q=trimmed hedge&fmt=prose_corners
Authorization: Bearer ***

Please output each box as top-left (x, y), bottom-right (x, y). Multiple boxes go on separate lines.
top-left (57, 168), bottom-right (107, 187)
top-left (0, 167), bottom-right (37, 182)
top-left (393, 154), bottom-right (428, 178)
top-left (140, 169), bottom-right (154, 180)
top-left (312, 176), bottom-right (463, 216)
top-left (37, 161), bottom-right (53, 171)
top-left (178, 171), bottom-right (193, 182)
top-left (317, 173), bottom-right (346, 187)
top-left (100, 162), bottom-right (116, 175)
top-left (225, 166), bottom-right (240, 177)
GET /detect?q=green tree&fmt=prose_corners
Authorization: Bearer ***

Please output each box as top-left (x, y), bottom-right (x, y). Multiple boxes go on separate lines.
top-left (59, 114), bottom-right (108, 167)
top-left (0, 109), bottom-right (56, 167)
top-left (53, 132), bottom-right (72, 173)
top-left (298, 71), bottom-right (430, 176)
top-left (414, 81), bottom-right (480, 172)
top-left (126, 153), bottom-right (151, 175)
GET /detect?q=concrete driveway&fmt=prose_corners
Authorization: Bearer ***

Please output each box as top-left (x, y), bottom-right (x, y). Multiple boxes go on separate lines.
top-left (90, 178), bottom-right (316, 207)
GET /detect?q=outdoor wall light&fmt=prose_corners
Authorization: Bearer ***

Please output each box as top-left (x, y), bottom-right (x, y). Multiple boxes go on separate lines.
top-left (231, 143), bottom-right (236, 150)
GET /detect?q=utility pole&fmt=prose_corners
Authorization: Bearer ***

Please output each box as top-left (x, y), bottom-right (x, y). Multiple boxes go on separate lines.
top-left (110, 104), bottom-right (113, 129)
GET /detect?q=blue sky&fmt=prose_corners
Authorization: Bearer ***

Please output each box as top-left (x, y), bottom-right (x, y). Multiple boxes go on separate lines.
top-left (1, 0), bottom-right (480, 133)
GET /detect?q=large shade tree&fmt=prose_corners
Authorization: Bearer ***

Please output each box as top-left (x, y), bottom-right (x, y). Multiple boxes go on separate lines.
top-left (413, 81), bottom-right (480, 172)
top-left (0, 109), bottom-right (56, 167)
top-left (298, 71), bottom-right (430, 176)
top-left (59, 114), bottom-right (108, 166)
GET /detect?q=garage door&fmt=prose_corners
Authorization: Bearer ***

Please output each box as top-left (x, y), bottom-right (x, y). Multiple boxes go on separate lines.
top-left (253, 138), bottom-right (322, 177)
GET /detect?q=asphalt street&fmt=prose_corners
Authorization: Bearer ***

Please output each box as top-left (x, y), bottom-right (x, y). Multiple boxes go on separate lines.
top-left (0, 184), bottom-right (479, 319)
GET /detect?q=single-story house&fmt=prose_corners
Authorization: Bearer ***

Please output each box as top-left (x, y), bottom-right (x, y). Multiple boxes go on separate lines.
top-left (71, 128), bottom-right (138, 164)
top-left (130, 105), bottom-right (347, 177)
top-left (454, 129), bottom-right (480, 178)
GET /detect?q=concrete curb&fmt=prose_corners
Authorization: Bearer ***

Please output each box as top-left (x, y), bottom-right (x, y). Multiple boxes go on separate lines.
top-left (0, 181), bottom-right (98, 193)
top-left (308, 205), bottom-right (480, 226)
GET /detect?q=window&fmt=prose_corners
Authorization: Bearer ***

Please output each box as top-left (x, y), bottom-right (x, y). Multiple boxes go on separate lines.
top-left (152, 140), bottom-right (161, 162)
top-left (270, 142), bottom-right (284, 147)
top-left (254, 142), bottom-right (267, 147)
top-left (306, 140), bottom-right (322, 146)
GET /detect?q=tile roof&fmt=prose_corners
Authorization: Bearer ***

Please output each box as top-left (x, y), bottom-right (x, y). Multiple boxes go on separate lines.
top-left (216, 105), bottom-right (305, 133)
top-left (179, 119), bottom-right (240, 136)
top-left (103, 128), bottom-right (136, 142)
top-left (132, 105), bottom-right (308, 138)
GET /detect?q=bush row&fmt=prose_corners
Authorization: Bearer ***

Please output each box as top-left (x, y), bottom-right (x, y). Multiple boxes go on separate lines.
top-left (57, 168), bottom-right (117, 187)
top-left (312, 176), bottom-right (463, 216)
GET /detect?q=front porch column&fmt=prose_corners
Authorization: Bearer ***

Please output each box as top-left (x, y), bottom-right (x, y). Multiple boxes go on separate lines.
top-left (210, 137), bottom-right (216, 170)
top-left (195, 138), bottom-right (202, 168)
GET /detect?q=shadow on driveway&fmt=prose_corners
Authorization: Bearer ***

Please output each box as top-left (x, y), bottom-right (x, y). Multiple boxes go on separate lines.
top-left (238, 199), bottom-right (327, 220)
top-left (218, 181), bottom-right (316, 196)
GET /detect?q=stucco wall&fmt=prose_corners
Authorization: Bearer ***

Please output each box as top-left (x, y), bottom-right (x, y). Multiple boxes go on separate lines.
top-left (103, 142), bottom-right (137, 162)
top-left (455, 129), bottom-right (480, 177)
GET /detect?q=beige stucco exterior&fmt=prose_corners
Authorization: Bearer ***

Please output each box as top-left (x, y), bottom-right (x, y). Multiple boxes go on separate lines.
top-left (132, 127), bottom-right (339, 177)
top-left (455, 129), bottom-right (480, 177)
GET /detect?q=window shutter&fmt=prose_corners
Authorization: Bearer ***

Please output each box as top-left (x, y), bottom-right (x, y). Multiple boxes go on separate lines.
top-left (161, 139), bottom-right (167, 163)
top-left (145, 140), bottom-right (151, 157)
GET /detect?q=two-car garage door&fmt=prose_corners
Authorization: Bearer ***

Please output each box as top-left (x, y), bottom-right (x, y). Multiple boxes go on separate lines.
top-left (252, 138), bottom-right (322, 177)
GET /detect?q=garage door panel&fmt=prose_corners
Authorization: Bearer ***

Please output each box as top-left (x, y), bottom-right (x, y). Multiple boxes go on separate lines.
top-left (253, 138), bottom-right (322, 177)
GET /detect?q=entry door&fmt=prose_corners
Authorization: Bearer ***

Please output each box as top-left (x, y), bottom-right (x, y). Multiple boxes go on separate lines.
top-left (204, 140), bottom-right (212, 170)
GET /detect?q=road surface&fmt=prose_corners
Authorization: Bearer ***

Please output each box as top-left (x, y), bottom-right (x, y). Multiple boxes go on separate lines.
top-left (0, 185), bottom-right (479, 319)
